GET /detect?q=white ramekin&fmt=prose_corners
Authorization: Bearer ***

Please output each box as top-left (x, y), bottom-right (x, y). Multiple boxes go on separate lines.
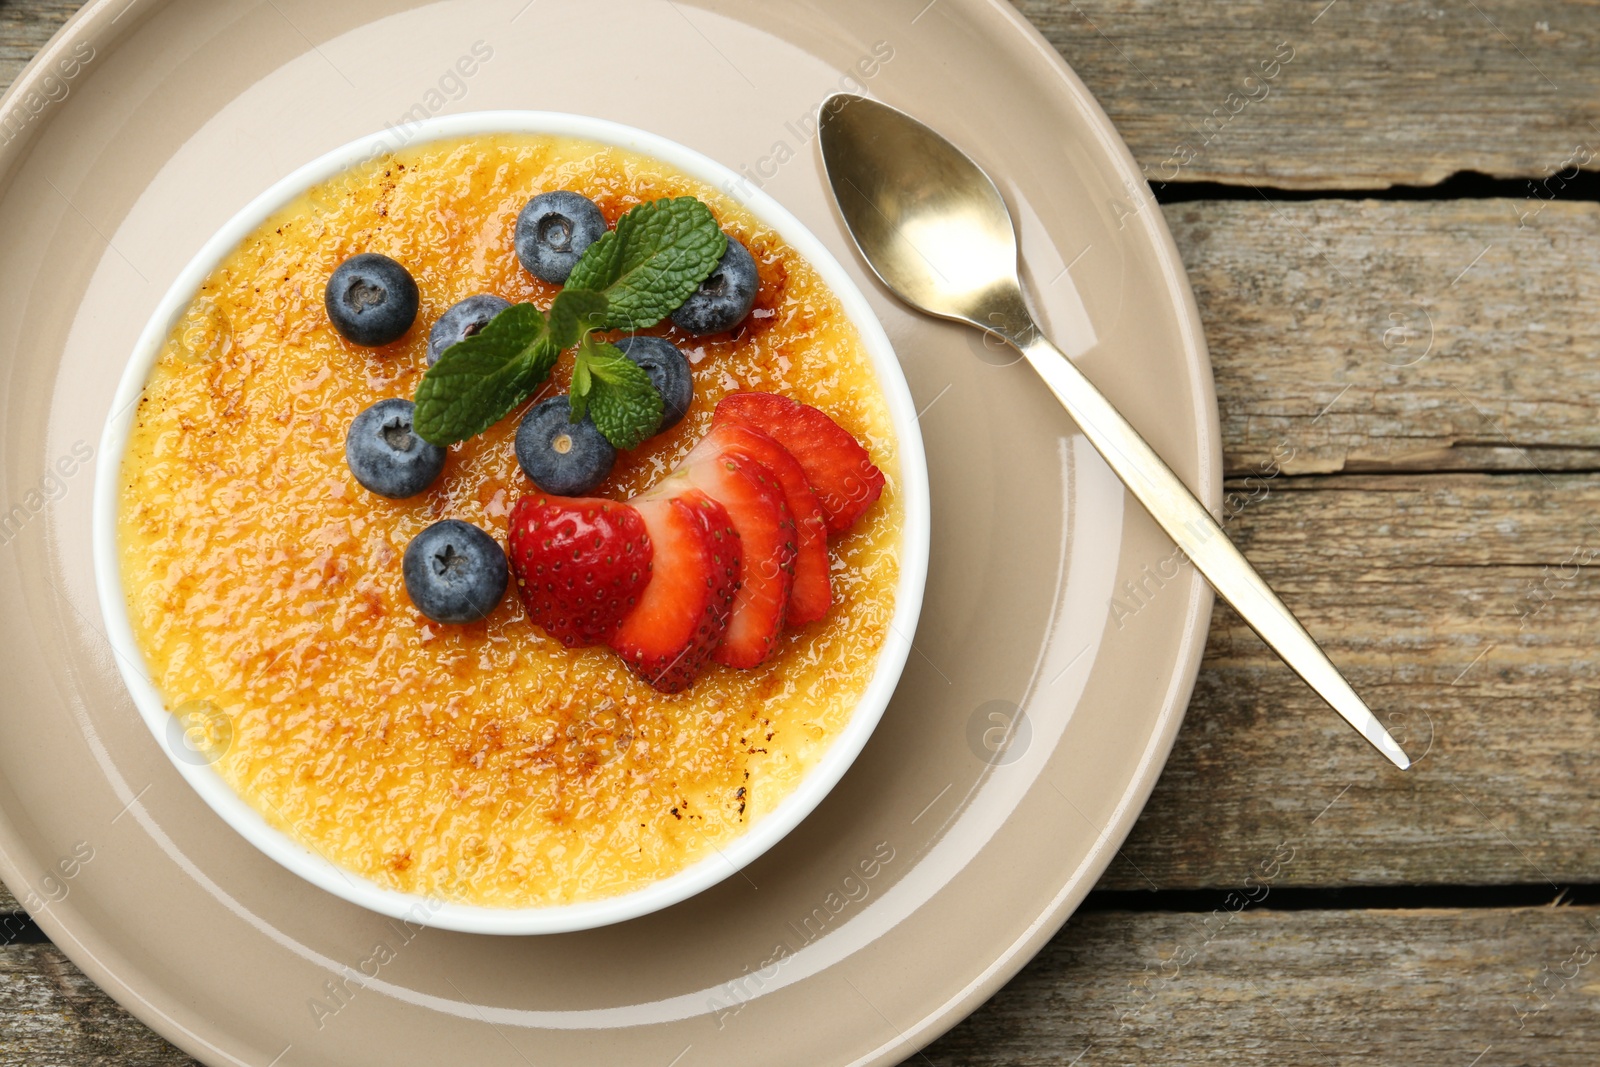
top-left (92, 111), bottom-right (930, 935)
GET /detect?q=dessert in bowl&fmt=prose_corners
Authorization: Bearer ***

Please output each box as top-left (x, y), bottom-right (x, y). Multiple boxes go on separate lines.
top-left (92, 112), bottom-right (928, 935)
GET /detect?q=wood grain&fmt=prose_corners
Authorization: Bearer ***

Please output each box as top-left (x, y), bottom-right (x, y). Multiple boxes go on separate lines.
top-left (1012, 0), bottom-right (1600, 188)
top-left (0, 942), bottom-right (198, 1065)
top-left (6, 0), bottom-right (1599, 189)
top-left (3, 8), bottom-right (1596, 479)
top-left (5, 906), bottom-right (1599, 1066)
top-left (1100, 471), bottom-right (1600, 891)
top-left (925, 905), bottom-right (1600, 1065)
top-left (1166, 199), bottom-right (1600, 478)
top-left (0, 476), bottom-right (1582, 904)
top-left (0, 475), bottom-right (1589, 901)
top-left (0, 0), bottom-right (76, 91)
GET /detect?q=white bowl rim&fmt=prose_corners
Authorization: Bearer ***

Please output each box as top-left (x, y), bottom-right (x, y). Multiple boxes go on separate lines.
top-left (90, 109), bottom-right (931, 936)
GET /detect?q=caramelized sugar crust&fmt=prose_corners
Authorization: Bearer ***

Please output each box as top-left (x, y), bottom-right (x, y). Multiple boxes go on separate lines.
top-left (118, 135), bottom-right (900, 908)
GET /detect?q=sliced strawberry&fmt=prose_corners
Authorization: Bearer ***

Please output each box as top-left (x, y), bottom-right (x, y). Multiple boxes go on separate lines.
top-left (713, 392), bottom-right (885, 534)
top-left (609, 489), bottom-right (741, 692)
top-left (507, 494), bottom-right (652, 647)
top-left (694, 421), bottom-right (830, 627)
top-left (680, 432), bottom-right (798, 668)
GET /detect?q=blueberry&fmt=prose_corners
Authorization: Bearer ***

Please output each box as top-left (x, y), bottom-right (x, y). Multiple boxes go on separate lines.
top-left (325, 253), bottom-right (419, 346)
top-left (515, 395), bottom-right (616, 495)
top-left (671, 236), bottom-right (758, 336)
top-left (515, 191), bottom-right (607, 284)
top-left (345, 398), bottom-right (446, 499)
top-left (402, 520), bottom-right (508, 625)
top-left (613, 335), bottom-right (693, 433)
top-left (427, 294), bottom-right (511, 365)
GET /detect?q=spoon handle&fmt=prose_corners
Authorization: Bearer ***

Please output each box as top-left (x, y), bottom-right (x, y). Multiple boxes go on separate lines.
top-left (1016, 333), bottom-right (1410, 769)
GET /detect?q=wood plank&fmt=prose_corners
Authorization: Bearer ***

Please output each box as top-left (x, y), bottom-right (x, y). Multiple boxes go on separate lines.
top-left (7, 1), bottom-right (1600, 189)
top-left (4, 907), bottom-right (1597, 1065)
top-left (1164, 199), bottom-right (1600, 478)
top-left (1100, 471), bottom-right (1600, 891)
top-left (3, 478), bottom-right (1587, 901)
top-left (4, 7), bottom-right (1594, 476)
top-left (925, 905), bottom-right (1600, 1064)
top-left (1014, 0), bottom-right (1600, 188)
top-left (0, 942), bottom-right (198, 1065)
top-left (14, 489), bottom-right (1569, 896)
top-left (0, 0), bottom-right (77, 93)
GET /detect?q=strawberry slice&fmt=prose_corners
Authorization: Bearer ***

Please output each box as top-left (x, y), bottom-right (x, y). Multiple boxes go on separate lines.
top-left (680, 432), bottom-right (798, 668)
top-left (507, 494), bottom-right (652, 647)
top-left (694, 421), bottom-right (830, 627)
top-left (609, 489), bottom-right (741, 692)
top-left (713, 392), bottom-right (885, 534)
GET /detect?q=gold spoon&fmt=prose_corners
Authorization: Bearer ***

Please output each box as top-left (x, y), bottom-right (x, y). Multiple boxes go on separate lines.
top-left (818, 93), bottom-right (1409, 770)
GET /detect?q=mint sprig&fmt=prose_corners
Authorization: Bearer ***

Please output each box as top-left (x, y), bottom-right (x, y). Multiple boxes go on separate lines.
top-left (566, 197), bottom-right (727, 332)
top-left (569, 337), bottom-right (664, 451)
top-left (413, 197), bottom-right (724, 450)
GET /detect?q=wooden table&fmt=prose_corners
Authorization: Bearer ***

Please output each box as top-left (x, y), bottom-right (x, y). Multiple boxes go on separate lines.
top-left (5, 1), bottom-right (1598, 1062)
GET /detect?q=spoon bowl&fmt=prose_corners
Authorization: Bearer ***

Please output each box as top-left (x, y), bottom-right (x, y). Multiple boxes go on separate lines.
top-left (818, 95), bottom-right (1036, 341)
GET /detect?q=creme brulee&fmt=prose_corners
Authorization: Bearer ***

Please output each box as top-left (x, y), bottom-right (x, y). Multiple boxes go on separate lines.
top-left (116, 134), bottom-right (900, 908)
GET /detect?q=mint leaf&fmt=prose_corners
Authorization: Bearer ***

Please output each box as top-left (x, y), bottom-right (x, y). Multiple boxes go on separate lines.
top-left (566, 198), bottom-right (727, 331)
top-left (547, 288), bottom-right (608, 350)
top-left (413, 303), bottom-right (557, 445)
top-left (571, 338), bottom-right (664, 450)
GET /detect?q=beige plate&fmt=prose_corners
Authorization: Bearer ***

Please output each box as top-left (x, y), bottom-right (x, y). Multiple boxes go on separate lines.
top-left (0, 2), bottom-right (1217, 1064)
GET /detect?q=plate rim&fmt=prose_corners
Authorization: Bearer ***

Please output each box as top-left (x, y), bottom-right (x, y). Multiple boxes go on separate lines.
top-left (0, 0), bottom-right (1220, 1062)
